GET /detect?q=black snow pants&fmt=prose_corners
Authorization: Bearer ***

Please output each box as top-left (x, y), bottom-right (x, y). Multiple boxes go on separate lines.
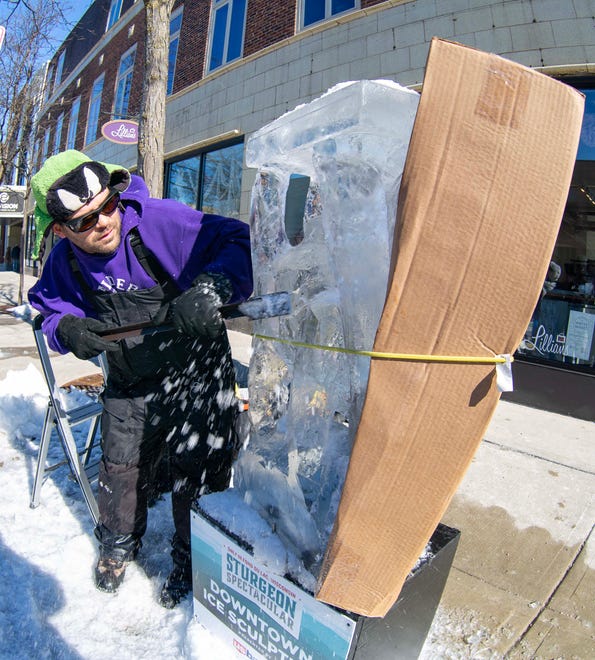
top-left (96, 332), bottom-right (237, 566)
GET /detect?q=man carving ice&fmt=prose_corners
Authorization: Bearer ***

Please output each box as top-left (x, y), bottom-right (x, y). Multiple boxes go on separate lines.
top-left (28, 149), bottom-right (252, 608)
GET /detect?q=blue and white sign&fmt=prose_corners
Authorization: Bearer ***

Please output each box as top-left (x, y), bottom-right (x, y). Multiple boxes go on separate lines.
top-left (191, 511), bottom-right (356, 659)
top-left (0, 187), bottom-right (25, 216)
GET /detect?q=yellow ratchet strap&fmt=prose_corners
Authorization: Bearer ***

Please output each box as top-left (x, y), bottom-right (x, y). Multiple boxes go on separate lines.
top-left (253, 334), bottom-right (512, 365)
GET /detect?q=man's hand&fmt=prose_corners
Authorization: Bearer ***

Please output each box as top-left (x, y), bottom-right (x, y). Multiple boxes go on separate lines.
top-left (56, 314), bottom-right (119, 360)
top-left (170, 274), bottom-right (231, 339)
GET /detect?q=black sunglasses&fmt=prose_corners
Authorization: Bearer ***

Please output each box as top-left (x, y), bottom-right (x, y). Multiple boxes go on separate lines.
top-left (63, 189), bottom-right (121, 233)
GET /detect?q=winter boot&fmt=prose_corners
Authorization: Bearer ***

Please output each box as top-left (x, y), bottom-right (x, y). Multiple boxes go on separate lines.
top-left (93, 524), bottom-right (141, 593)
top-left (95, 556), bottom-right (128, 593)
top-left (159, 532), bottom-right (192, 608)
top-left (159, 564), bottom-right (192, 609)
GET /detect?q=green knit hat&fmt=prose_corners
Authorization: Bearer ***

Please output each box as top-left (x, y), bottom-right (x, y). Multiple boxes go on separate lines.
top-left (31, 150), bottom-right (130, 259)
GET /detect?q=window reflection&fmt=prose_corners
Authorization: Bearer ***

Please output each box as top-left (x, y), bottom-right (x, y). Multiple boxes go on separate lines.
top-left (208, 0), bottom-right (246, 72)
top-left (518, 87), bottom-right (595, 372)
top-left (202, 143), bottom-right (243, 217)
top-left (167, 156), bottom-right (200, 209)
top-left (165, 141), bottom-right (244, 219)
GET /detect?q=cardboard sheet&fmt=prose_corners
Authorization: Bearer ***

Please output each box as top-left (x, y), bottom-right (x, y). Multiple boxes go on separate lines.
top-left (316, 38), bottom-right (584, 617)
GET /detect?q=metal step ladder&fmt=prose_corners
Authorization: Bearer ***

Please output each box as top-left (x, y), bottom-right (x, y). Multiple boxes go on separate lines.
top-left (30, 314), bottom-right (107, 525)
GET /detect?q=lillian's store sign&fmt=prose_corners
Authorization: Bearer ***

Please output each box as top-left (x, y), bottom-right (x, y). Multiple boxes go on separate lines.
top-left (523, 312), bottom-right (595, 363)
top-left (101, 120), bottom-right (138, 144)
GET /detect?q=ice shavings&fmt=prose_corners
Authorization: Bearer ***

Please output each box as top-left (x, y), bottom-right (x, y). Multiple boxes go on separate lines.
top-left (198, 489), bottom-right (318, 593)
top-left (0, 363), bottom-right (238, 658)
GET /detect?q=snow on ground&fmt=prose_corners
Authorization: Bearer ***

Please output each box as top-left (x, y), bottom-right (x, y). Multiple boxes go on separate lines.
top-left (0, 365), bottom-right (236, 660)
top-left (0, 363), bottom-right (463, 659)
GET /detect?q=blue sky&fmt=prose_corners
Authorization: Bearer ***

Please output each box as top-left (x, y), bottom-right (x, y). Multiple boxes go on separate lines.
top-left (0, 0), bottom-right (94, 61)
top-left (53, 1), bottom-right (95, 44)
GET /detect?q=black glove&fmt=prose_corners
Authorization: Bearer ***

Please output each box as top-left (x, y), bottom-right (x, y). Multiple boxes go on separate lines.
top-left (56, 314), bottom-right (119, 360)
top-left (170, 273), bottom-right (232, 339)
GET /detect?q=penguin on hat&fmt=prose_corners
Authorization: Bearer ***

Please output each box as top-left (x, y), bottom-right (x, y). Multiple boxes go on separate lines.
top-left (30, 149), bottom-right (130, 260)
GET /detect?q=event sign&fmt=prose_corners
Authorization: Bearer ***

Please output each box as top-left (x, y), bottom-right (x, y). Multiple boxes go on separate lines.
top-left (565, 310), bottom-right (595, 362)
top-left (0, 187), bottom-right (25, 216)
top-left (101, 120), bottom-right (138, 144)
top-left (191, 511), bottom-right (356, 659)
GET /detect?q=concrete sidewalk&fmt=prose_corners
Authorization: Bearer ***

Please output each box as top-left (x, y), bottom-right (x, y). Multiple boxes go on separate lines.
top-left (435, 407), bottom-right (594, 657)
top-left (1, 270), bottom-right (593, 658)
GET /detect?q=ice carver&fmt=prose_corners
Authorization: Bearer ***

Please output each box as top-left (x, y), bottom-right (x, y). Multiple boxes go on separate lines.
top-left (28, 150), bottom-right (252, 608)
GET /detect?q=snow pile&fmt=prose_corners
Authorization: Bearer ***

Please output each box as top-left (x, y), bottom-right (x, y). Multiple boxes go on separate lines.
top-left (0, 366), bottom-right (235, 659)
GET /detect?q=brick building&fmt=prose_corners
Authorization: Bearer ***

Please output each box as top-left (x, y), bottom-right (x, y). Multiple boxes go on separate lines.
top-left (27, 0), bottom-right (595, 418)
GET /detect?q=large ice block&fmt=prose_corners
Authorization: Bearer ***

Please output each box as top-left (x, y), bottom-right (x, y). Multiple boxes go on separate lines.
top-left (233, 81), bottom-right (419, 571)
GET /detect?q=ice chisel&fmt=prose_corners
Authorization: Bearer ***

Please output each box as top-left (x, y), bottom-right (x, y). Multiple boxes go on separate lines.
top-left (97, 291), bottom-right (291, 341)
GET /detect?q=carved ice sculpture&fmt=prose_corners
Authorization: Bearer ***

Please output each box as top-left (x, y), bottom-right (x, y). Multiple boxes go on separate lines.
top-left (233, 80), bottom-right (419, 572)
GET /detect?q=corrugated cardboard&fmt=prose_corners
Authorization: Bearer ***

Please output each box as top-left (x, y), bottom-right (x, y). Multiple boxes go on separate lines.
top-left (316, 38), bottom-right (584, 617)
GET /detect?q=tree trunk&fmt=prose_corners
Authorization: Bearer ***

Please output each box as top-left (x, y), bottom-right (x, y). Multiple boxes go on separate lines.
top-left (18, 195), bottom-right (29, 305)
top-left (137, 0), bottom-right (175, 198)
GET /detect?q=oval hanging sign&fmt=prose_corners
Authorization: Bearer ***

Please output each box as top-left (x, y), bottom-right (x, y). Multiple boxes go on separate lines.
top-left (101, 119), bottom-right (139, 144)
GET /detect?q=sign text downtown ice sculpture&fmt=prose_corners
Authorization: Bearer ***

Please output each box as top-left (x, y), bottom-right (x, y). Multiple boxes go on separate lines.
top-left (233, 80), bottom-right (419, 576)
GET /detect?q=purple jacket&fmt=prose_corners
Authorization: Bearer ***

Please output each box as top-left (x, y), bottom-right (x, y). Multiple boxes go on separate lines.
top-left (29, 175), bottom-right (253, 353)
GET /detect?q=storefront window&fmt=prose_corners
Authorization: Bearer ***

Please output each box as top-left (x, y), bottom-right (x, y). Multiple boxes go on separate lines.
top-left (167, 156), bottom-right (200, 209)
top-left (202, 142), bottom-right (243, 217)
top-left (165, 139), bottom-right (244, 218)
top-left (517, 85), bottom-right (595, 373)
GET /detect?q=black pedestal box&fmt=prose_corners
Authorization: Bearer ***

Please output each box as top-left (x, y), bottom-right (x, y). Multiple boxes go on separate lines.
top-left (348, 524), bottom-right (460, 659)
top-left (191, 507), bottom-right (459, 660)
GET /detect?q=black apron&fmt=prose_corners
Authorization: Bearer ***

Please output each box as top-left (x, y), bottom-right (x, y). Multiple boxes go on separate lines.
top-left (70, 228), bottom-right (237, 558)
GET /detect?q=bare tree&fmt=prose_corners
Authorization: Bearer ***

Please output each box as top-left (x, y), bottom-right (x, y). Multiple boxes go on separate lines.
top-left (0, 0), bottom-right (74, 301)
top-left (137, 0), bottom-right (175, 197)
top-left (0, 0), bottom-right (71, 185)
